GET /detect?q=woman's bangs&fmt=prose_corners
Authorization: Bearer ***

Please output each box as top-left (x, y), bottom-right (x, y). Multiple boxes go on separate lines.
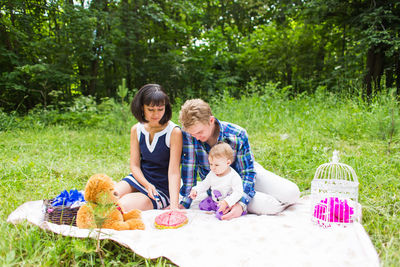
top-left (144, 90), bottom-right (168, 107)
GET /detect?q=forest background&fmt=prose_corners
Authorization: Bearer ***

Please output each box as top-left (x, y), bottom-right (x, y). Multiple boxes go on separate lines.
top-left (1, 0), bottom-right (400, 111)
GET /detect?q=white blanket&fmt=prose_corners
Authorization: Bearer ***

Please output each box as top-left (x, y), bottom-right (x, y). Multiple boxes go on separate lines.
top-left (7, 196), bottom-right (379, 267)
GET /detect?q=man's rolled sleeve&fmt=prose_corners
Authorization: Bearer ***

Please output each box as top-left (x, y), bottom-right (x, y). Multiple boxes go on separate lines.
top-left (236, 130), bottom-right (256, 205)
top-left (180, 131), bottom-right (197, 208)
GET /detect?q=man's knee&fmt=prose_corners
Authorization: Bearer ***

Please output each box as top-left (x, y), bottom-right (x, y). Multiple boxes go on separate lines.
top-left (279, 182), bottom-right (300, 204)
top-left (253, 162), bottom-right (301, 204)
top-left (247, 192), bottom-right (285, 215)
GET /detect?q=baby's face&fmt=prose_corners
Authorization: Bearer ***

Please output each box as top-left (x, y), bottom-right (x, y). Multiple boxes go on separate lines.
top-left (209, 156), bottom-right (230, 176)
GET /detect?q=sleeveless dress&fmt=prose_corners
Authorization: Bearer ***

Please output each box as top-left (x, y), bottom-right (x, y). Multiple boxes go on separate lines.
top-left (122, 121), bottom-right (178, 209)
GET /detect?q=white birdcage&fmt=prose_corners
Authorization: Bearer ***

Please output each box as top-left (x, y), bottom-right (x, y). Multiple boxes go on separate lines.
top-left (311, 150), bottom-right (361, 227)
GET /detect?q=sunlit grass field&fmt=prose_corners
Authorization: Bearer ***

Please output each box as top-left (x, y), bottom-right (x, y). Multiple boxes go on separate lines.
top-left (1, 88), bottom-right (399, 266)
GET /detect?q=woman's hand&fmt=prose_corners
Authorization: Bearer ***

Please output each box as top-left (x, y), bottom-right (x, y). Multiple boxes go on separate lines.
top-left (145, 183), bottom-right (158, 200)
top-left (163, 204), bottom-right (187, 211)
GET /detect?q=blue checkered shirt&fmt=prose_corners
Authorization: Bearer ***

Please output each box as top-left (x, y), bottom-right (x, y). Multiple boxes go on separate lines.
top-left (180, 119), bottom-right (256, 208)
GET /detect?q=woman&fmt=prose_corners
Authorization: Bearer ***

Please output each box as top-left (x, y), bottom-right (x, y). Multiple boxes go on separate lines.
top-left (114, 84), bottom-right (182, 212)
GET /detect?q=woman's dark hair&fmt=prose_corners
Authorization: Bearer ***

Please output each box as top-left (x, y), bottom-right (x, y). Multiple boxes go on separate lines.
top-left (131, 84), bottom-right (172, 124)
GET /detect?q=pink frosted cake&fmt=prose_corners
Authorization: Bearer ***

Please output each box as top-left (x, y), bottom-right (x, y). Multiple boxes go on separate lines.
top-left (154, 210), bottom-right (188, 229)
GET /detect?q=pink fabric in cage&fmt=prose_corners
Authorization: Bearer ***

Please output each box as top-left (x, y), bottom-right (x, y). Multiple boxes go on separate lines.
top-left (314, 197), bottom-right (354, 223)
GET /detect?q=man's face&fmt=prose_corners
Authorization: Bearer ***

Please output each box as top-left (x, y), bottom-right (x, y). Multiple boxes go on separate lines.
top-left (185, 120), bottom-right (213, 142)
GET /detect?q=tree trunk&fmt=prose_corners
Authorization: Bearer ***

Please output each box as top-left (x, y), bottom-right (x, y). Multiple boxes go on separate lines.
top-left (89, 50), bottom-right (99, 96)
top-left (286, 63), bottom-right (292, 86)
top-left (79, 64), bottom-right (89, 95)
top-left (122, 0), bottom-right (132, 91)
top-left (364, 46), bottom-right (384, 97)
top-left (385, 68), bottom-right (393, 89)
top-left (395, 51), bottom-right (400, 96)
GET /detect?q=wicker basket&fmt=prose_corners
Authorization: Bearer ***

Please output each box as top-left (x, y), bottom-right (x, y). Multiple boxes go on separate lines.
top-left (43, 199), bottom-right (80, 226)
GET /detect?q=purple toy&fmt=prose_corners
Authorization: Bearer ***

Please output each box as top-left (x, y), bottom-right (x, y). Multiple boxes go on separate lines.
top-left (215, 210), bottom-right (223, 220)
top-left (199, 196), bottom-right (218, 211)
top-left (213, 190), bottom-right (222, 200)
top-left (198, 190), bottom-right (245, 220)
top-left (213, 190), bottom-right (224, 220)
top-left (198, 190), bottom-right (224, 220)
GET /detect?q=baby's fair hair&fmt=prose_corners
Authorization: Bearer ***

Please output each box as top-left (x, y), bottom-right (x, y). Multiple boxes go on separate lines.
top-left (179, 99), bottom-right (212, 129)
top-left (209, 142), bottom-right (234, 162)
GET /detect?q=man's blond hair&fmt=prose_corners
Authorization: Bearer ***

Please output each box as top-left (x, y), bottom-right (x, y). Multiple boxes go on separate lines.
top-left (179, 99), bottom-right (212, 129)
top-left (209, 142), bottom-right (234, 162)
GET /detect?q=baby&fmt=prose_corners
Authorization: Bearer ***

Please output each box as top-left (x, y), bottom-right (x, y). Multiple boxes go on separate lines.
top-left (189, 142), bottom-right (244, 219)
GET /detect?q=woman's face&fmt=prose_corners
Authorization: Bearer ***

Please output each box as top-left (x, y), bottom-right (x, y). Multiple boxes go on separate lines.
top-left (143, 104), bottom-right (165, 124)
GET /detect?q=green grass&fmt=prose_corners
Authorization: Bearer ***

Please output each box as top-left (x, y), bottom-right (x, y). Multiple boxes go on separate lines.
top-left (1, 89), bottom-right (399, 266)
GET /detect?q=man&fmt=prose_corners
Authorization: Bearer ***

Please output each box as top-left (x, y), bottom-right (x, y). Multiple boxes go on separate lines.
top-left (179, 99), bottom-right (300, 220)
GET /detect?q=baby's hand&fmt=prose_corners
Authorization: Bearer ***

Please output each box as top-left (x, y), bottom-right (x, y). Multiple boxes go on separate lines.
top-left (217, 200), bottom-right (229, 213)
top-left (189, 189), bottom-right (197, 199)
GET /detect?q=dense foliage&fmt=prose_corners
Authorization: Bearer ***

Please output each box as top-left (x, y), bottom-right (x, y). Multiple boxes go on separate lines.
top-left (1, 0), bottom-right (399, 112)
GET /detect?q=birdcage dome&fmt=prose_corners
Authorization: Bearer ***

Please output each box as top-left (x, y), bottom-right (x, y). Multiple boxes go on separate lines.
top-left (311, 151), bottom-right (361, 227)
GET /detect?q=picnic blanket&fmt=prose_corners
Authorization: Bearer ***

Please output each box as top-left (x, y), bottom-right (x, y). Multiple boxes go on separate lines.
top-left (7, 196), bottom-right (379, 267)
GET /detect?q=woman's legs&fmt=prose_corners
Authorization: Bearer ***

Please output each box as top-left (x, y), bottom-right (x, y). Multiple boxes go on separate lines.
top-left (247, 161), bottom-right (300, 215)
top-left (114, 180), bottom-right (134, 198)
top-left (118, 192), bottom-right (154, 212)
top-left (115, 180), bottom-right (154, 212)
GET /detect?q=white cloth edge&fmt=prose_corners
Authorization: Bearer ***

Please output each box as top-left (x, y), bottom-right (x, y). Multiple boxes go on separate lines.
top-left (7, 197), bottom-right (380, 267)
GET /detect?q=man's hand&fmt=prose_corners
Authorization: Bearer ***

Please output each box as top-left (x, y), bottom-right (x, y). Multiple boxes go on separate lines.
top-left (221, 202), bottom-right (243, 220)
top-left (217, 200), bottom-right (229, 213)
top-left (189, 189), bottom-right (197, 199)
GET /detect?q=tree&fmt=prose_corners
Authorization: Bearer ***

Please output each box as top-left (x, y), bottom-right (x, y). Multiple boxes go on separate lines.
top-left (303, 0), bottom-right (400, 96)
